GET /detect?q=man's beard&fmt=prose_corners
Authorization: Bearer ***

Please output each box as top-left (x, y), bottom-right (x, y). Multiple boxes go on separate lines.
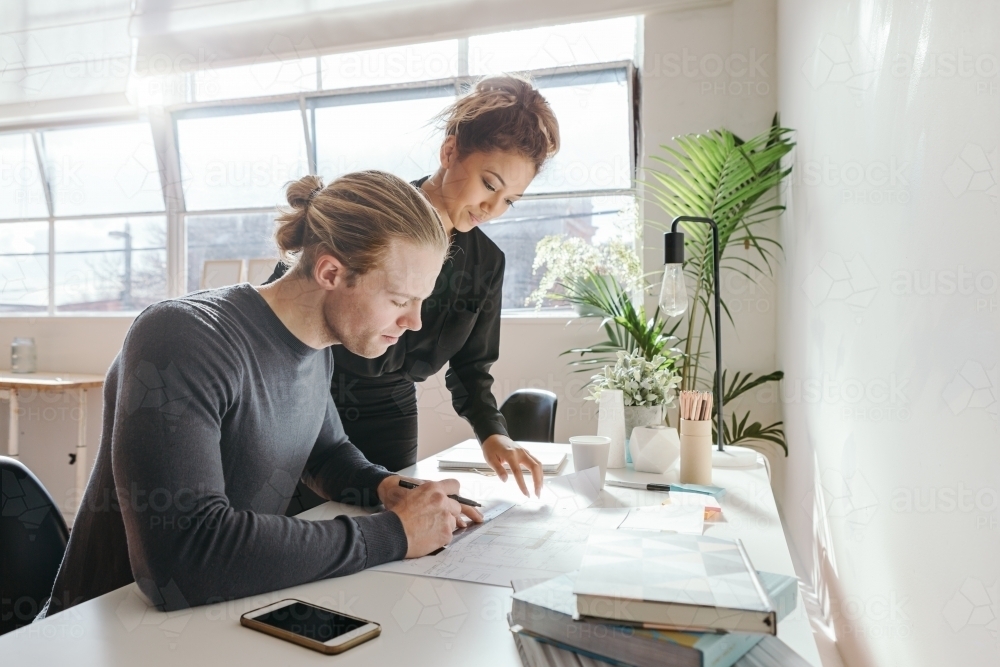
top-left (321, 300), bottom-right (387, 359)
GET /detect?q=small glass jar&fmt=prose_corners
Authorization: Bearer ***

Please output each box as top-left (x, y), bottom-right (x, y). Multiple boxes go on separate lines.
top-left (11, 337), bottom-right (37, 374)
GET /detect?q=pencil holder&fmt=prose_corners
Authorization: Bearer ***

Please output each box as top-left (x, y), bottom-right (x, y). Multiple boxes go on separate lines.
top-left (679, 419), bottom-right (713, 485)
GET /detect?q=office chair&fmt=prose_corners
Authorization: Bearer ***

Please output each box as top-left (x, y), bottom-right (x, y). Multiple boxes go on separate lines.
top-left (499, 389), bottom-right (558, 442)
top-left (1, 456), bottom-right (69, 635)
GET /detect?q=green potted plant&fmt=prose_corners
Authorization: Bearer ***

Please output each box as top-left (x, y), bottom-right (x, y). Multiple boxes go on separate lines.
top-left (587, 349), bottom-right (682, 438)
top-left (560, 116), bottom-right (795, 456)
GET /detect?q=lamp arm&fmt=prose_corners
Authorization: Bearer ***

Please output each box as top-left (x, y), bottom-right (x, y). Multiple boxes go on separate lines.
top-left (669, 216), bottom-right (725, 450)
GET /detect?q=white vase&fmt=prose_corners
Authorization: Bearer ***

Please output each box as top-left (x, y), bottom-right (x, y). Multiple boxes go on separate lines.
top-left (628, 425), bottom-right (680, 474)
top-left (597, 389), bottom-right (627, 469)
top-left (623, 404), bottom-right (665, 439)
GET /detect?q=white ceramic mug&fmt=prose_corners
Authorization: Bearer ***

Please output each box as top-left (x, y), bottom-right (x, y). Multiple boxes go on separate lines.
top-left (569, 435), bottom-right (612, 487)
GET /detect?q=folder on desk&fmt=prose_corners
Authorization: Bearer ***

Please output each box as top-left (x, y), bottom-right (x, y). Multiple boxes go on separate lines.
top-left (436, 443), bottom-right (568, 474)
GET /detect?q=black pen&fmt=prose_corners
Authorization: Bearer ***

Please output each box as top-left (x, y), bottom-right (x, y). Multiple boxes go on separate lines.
top-left (398, 479), bottom-right (482, 507)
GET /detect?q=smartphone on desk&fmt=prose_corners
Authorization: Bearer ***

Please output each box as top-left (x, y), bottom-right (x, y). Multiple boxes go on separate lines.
top-left (241, 599), bottom-right (380, 654)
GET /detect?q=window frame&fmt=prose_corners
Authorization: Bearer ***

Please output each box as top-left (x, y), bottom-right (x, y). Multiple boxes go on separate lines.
top-left (0, 52), bottom-right (637, 316)
top-left (0, 116), bottom-right (173, 315)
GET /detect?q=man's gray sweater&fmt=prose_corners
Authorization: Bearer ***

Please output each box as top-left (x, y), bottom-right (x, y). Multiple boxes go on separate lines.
top-left (41, 284), bottom-right (408, 616)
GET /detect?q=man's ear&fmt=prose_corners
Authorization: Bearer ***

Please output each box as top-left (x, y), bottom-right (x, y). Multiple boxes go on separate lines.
top-left (439, 135), bottom-right (459, 170)
top-left (312, 253), bottom-right (349, 290)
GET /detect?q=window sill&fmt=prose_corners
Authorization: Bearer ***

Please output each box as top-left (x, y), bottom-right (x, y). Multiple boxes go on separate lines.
top-left (500, 308), bottom-right (595, 323)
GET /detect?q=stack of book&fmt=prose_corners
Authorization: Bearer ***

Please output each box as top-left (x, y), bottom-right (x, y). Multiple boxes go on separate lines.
top-left (508, 532), bottom-right (809, 667)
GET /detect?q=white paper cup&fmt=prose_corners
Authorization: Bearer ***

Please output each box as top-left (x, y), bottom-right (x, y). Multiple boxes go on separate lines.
top-left (569, 436), bottom-right (612, 487)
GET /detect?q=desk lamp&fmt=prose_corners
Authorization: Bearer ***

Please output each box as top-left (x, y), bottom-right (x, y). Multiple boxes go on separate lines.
top-left (660, 216), bottom-right (757, 468)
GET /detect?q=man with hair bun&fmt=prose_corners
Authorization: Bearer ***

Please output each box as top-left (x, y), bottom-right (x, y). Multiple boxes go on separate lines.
top-left (271, 75), bottom-right (561, 514)
top-left (40, 170), bottom-right (482, 617)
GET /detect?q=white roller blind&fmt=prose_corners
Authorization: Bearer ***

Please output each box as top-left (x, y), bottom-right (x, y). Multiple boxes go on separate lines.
top-left (131, 0), bottom-right (711, 70)
top-left (0, 1), bottom-right (135, 122)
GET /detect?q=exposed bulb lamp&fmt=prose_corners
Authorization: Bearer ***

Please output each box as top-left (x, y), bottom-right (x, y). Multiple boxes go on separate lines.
top-left (659, 216), bottom-right (757, 469)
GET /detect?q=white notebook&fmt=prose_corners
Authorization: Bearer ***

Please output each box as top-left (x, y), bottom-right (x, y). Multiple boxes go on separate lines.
top-left (436, 441), bottom-right (568, 474)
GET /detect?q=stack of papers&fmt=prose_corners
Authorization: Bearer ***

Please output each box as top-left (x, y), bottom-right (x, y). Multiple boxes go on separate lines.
top-left (436, 440), bottom-right (568, 474)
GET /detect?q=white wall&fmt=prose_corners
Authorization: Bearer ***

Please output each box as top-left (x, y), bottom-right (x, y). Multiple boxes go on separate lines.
top-left (777, 1), bottom-right (1000, 665)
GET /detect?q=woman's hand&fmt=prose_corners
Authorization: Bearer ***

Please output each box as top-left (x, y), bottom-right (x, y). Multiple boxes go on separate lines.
top-left (481, 434), bottom-right (544, 497)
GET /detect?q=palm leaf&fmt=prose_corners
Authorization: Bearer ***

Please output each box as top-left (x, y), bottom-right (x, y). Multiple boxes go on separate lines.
top-left (714, 411), bottom-right (787, 455)
top-left (559, 271), bottom-right (682, 370)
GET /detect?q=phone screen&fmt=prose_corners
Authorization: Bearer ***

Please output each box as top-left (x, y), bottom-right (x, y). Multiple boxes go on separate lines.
top-left (254, 602), bottom-right (366, 642)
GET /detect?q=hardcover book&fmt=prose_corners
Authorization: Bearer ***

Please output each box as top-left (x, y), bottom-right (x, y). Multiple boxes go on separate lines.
top-left (572, 531), bottom-right (777, 634)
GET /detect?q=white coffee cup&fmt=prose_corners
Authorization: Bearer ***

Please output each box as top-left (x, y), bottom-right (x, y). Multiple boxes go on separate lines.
top-left (569, 435), bottom-right (612, 487)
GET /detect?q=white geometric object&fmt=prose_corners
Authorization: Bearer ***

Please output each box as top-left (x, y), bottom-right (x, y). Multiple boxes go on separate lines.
top-left (597, 389), bottom-right (627, 469)
top-left (628, 425), bottom-right (679, 474)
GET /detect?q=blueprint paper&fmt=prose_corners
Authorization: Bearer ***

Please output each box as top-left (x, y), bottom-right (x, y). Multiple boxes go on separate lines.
top-left (373, 468), bottom-right (627, 587)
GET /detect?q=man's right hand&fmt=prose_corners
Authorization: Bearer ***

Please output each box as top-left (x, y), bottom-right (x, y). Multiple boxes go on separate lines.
top-left (384, 479), bottom-right (472, 558)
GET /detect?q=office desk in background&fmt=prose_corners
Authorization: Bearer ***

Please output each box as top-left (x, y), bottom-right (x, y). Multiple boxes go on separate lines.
top-left (0, 442), bottom-right (821, 666)
top-left (0, 371), bottom-right (104, 521)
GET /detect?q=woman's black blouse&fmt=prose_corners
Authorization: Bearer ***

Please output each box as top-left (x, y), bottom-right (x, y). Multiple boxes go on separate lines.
top-left (266, 177), bottom-right (509, 443)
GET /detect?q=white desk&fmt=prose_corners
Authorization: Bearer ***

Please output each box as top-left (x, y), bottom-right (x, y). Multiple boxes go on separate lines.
top-left (0, 442), bottom-right (821, 666)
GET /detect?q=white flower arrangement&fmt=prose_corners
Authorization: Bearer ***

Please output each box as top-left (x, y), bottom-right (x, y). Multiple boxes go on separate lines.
top-left (587, 349), bottom-right (682, 407)
top-left (526, 201), bottom-right (643, 309)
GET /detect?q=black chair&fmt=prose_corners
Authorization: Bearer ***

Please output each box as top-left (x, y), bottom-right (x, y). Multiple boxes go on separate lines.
top-left (499, 389), bottom-right (558, 442)
top-left (1, 456), bottom-right (69, 635)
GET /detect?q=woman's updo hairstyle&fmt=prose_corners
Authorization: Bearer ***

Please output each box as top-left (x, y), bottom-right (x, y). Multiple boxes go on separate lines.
top-left (440, 74), bottom-right (560, 173)
top-left (275, 170), bottom-right (447, 282)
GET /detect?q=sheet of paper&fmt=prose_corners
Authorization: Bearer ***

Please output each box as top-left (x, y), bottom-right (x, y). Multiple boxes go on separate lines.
top-left (542, 466), bottom-right (601, 511)
top-left (374, 468), bottom-right (626, 587)
top-left (618, 503), bottom-right (705, 534)
top-left (661, 492), bottom-right (724, 520)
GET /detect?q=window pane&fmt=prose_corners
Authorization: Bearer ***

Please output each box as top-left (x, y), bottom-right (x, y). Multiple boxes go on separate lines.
top-left (195, 57), bottom-right (318, 102)
top-left (176, 109), bottom-right (309, 211)
top-left (321, 40), bottom-right (458, 89)
top-left (0, 133), bottom-right (48, 220)
top-left (530, 78), bottom-right (631, 193)
top-left (470, 17), bottom-right (636, 75)
top-left (54, 217), bottom-right (167, 312)
top-left (478, 195), bottom-right (636, 311)
top-left (41, 123), bottom-right (165, 216)
top-left (314, 92), bottom-right (451, 182)
top-left (0, 221), bottom-right (48, 312)
top-left (186, 213), bottom-right (279, 293)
